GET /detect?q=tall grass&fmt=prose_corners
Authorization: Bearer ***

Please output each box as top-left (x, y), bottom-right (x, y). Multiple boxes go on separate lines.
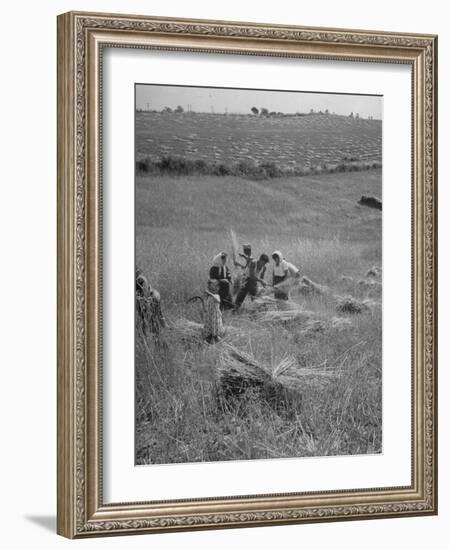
top-left (136, 302), bottom-right (381, 464)
top-left (135, 168), bottom-right (382, 465)
top-left (136, 229), bottom-right (382, 464)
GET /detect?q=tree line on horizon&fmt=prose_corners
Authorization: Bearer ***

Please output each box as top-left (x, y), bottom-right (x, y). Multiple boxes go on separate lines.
top-left (137, 104), bottom-right (377, 120)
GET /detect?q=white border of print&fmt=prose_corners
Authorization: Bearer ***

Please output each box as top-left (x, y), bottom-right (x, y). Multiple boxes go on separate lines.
top-left (102, 47), bottom-right (411, 504)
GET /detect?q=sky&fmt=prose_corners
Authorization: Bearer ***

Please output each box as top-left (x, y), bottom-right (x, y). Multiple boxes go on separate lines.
top-left (136, 84), bottom-right (382, 119)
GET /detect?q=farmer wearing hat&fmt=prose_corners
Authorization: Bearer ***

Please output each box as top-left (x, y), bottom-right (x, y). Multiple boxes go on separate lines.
top-left (237, 243), bottom-right (253, 269)
top-left (234, 253), bottom-right (270, 309)
top-left (230, 243), bottom-right (254, 299)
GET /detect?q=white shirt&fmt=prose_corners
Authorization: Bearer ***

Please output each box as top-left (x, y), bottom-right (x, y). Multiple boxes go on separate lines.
top-left (273, 260), bottom-right (289, 277)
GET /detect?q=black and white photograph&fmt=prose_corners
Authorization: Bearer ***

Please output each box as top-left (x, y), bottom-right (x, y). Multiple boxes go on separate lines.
top-left (134, 83), bottom-right (383, 466)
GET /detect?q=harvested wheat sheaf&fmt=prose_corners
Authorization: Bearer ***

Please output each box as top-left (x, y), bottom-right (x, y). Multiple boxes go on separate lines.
top-left (243, 295), bottom-right (282, 314)
top-left (265, 275), bottom-right (328, 297)
top-left (245, 292), bottom-right (346, 330)
top-left (229, 228), bottom-right (240, 266)
top-left (217, 343), bottom-right (339, 400)
top-left (257, 307), bottom-right (314, 324)
top-left (335, 296), bottom-right (378, 314)
top-left (366, 265), bottom-right (382, 278)
top-left (218, 345), bottom-right (271, 389)
top-left (299, 276), bottom-right (329, 295)
top-left (244, 294), bottom-right (311, 323)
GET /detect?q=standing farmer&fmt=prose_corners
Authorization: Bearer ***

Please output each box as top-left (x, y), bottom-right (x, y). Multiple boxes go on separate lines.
top-left (209, 252), bottom-right (233, 310)
top-left (234, 254), bottom-right (270, 309)
top-left (202, 279), bottom-right (224, 344)
top-left (231, 243), bottom-right (253, 297)
top-left (233, 243), bottom-right (253, 270)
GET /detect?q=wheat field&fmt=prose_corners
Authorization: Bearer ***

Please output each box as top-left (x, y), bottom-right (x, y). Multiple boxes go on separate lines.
top-left (135, 166), bottom-right (382, 465)
top-left (136, 111), bottom-right (382, 168)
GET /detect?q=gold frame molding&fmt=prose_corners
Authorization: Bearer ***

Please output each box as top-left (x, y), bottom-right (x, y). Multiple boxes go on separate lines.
top-left (57, 11), bottom-right (438, 538)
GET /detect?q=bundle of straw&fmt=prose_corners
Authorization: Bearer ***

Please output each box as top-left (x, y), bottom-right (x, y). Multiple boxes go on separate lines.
top-left (274, 366), bottom-right (338, 392)
top-left (217, 344), bottom-right (271, 396)
top-left (265, 275), bottom-right (328, 297)
top-left (366, 266), bottom-right (382, 278)
top-left (271, 355), bottom-right (297, 379)
top-left (335, 296), bottom-right (371, 314)
top-left (229, 228), bottom-right (245, 295)
top-left (244, 295), bottom-right (279, 314)
top-left (217, 343), bottom-right (339, 400)
top-left (270, 353), bottom-right (341, 392)
top-left (229, 227), bottom-right (240, 267)
top-left (257, 307), bottom-right (313, 325)
top-left (299, 276), bottom-right (328, 295)
top-left (269, 277), bottom-right (299, 294)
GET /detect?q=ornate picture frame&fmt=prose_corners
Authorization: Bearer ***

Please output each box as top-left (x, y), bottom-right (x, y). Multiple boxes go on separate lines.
top-left (57, 11), bottom-right (437, 538)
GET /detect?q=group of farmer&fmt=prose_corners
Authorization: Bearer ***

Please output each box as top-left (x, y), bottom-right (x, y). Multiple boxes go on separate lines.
top-left (135, 244), bottom-right (300, 345)
top-left (209, 243), bottom-right (300, 311)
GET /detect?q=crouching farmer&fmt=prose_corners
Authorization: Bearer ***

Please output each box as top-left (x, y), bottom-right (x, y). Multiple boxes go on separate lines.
top-left (271, 250), bottom-right (300, 300)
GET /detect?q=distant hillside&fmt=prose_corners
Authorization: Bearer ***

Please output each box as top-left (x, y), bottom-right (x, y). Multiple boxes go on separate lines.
top-left (136, 111), bottom-right (382, 169)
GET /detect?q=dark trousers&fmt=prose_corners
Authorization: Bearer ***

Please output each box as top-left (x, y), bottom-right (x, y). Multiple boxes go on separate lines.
top-left (217, 280), bottom-right (234, 310)
top-left (235, 279), bottom-right (258, 308)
